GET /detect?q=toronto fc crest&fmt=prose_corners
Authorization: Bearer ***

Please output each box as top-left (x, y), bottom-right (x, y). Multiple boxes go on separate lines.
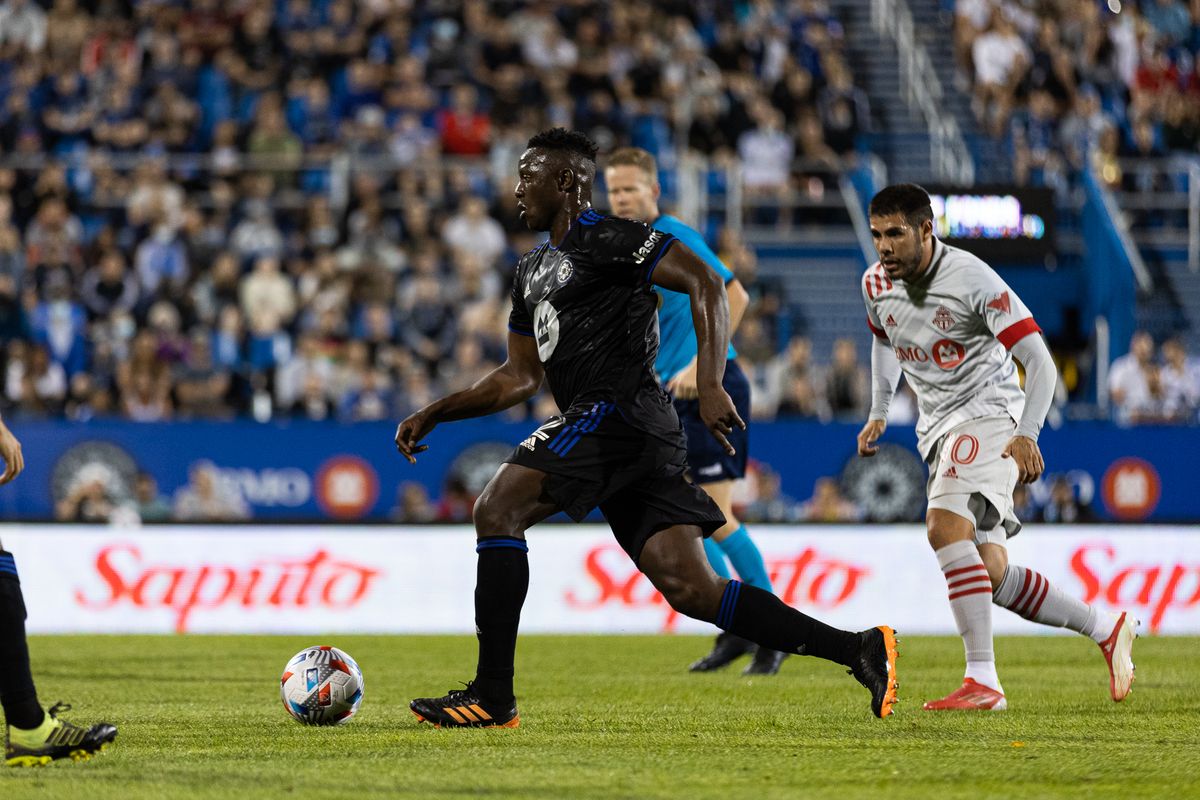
top-left (932, 305), bottom-right (956, 331)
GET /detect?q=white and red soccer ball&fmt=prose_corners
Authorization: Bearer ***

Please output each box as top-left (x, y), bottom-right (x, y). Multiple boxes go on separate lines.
top-left (280, 646), bottom-right (364, 725)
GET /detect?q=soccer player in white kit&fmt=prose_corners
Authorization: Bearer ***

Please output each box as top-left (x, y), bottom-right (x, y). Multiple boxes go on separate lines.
top-left (856, 184), bottom-right (1138, 711)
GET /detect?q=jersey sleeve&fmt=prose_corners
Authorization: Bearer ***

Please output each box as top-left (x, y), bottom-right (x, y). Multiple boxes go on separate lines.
top-left (861, 266), bottom-right (889, 341)
top-left (507, 263), bottom-right (534, 337)
top-left (594, 217), bottom-right (678, 285)
top-left (971, 268), bottom-right (1041, 349)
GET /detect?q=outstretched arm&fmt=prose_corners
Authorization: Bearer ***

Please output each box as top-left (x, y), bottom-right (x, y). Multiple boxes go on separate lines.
top-left (651, 243), bottom-right (745, 453)
top-left (395, 332), bottom-right (544, 463)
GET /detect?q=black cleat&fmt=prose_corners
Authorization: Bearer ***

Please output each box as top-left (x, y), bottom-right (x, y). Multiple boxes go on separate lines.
top-left (688, 632), bottom-right (756, 672)
top-left (847, 626), bottom-right (900, 718)
top-left (410, 682), bottom-right (519, 728)
top-left (5, 703), bottom-right (118, 767)
top-left (743, 647), bottom-right (788, 676)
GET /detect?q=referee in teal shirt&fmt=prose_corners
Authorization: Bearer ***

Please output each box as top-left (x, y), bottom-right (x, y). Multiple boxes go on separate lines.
top-left (605, 148), bottom-right (785, 675)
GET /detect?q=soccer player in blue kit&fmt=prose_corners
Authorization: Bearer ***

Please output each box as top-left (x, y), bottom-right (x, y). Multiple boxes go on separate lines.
top-left (0, 415), bottom-right (117, 766)
top-left (396, 129), bottom-right (898, 726)
top-left (605, 147), bottom-right (785, 675)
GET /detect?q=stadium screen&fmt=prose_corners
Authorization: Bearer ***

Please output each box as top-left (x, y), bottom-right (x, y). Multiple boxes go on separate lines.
top-left (924, 186), bottom-right (1056, 264)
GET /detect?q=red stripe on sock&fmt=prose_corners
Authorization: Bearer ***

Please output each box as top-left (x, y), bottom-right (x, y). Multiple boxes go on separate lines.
top-left (945, 564), bottom-right (990, 579)
top-left (1011, 568), bottom-right (1033, 609)
top-left (1018, 573), bottom-right (1045, 617)
top-left (1028, 577), bottom-right (1050, 618)
top-left (947, 575), bottom-right (993, 590)
top-left (949, 586), bottom-right (995, 601)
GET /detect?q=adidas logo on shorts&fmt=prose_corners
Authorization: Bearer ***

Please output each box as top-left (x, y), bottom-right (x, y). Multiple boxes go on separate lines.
top-left (942, 465), bottom-right (959, 479)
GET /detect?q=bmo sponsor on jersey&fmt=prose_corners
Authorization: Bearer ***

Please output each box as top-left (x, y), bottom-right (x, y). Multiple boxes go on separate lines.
top-left (6, 526), bottom-right (1198, 634)
top-left (893, 339), bottom-right (967, 370)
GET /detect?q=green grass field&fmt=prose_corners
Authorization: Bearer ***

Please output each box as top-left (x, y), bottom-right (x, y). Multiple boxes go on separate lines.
top-left (3, 634), bottom-right (1196, 799)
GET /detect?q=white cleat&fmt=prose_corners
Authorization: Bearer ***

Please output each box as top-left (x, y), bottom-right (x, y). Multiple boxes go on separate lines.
top-left (1098, 611), bottom-right (1138, 702)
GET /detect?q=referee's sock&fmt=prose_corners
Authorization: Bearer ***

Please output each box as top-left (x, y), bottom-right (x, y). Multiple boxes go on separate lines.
top-left (702, 536), bottom-right (731, 580)
top-left (0, 551), bottom-right (45, 730)
top-left (473, 536), bottom-right (529, 706)
top-left (717, 525), bottom-right (772, 591)
top-left (715, 579), bottom-right (858, 665)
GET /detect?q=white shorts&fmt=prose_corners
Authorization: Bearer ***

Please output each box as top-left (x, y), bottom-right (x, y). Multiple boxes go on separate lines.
top-left (925, 415), bottom-right (1022, 546)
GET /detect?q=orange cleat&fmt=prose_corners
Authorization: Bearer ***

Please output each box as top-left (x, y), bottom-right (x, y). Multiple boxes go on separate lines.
top-left (1098, 611), bottom-right (1138, 702)
top-left (922, 678), bottom-right (1007, 711)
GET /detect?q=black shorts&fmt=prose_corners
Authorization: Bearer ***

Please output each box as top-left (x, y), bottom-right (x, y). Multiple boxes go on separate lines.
top-left (505, 401), bottom-right (726, 562)
top-left (673, 359), bottom-right (750, 484)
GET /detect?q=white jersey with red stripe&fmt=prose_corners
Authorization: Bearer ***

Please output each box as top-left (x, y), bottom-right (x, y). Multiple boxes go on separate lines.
top-left (861, 239), bottom-right (1042, 459)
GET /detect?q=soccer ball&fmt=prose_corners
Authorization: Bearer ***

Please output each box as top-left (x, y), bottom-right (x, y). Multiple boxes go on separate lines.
top-left (279, 645), bottom-right (364, 725)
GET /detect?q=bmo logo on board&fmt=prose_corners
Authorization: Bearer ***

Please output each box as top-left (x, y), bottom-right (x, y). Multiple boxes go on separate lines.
top-left (316, 456), bottom-right (380, 520)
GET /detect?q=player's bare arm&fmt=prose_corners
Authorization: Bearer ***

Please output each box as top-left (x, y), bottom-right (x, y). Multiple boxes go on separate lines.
top-left (651, 245), bottom-right (745, 454)
top-left (666, 278), bottom-right (750, 400)
top-left (0, 415), bottom-right (24, 485)
top-left (395, 332), bottom-right (544, 464)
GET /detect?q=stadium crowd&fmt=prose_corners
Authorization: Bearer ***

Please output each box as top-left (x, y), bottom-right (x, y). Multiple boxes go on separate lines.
top-left (0, 0), bottom-right (871, 425)
top-left (953, 0), bottom-right (1200, 190)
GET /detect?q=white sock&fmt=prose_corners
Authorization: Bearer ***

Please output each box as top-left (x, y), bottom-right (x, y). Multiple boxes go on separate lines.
top-left (936, 540), bottom-right (1002, 693)
top-left (993, 564), bottom-right (1107, 643)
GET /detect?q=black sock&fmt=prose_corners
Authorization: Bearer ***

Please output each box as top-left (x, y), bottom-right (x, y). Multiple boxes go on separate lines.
top-left (716, 580), bottom-right (860, 666)
top-left (473, 537), bottom-right (529, 706)
top-left (0, 552), bottom-right (44, 729)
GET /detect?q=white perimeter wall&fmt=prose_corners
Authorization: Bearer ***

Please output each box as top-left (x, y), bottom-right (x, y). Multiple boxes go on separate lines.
top-left (2, 525), bottom-right (1197, 635)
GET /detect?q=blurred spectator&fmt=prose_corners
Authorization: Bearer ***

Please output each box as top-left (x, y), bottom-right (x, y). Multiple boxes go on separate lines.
top-left (134, 472), bottom-right (173, 523)
top-left (436, 476), bottom-right (474, 523)
top-left (1108, 331), bottom-right (1163, 424)
top-left (6, 342), bottom-right (66, 415)
top-left (240, 256), bottom-right (297, 339)
top-left (824, 338), bottom-right (868, 420)
top-left (1036, 476), bottom-right (1097, 523)
top-left (1012, 482), bottom-right (1038, 521)
top-left (971, 13), bottom-right (1030, 136)
top-left (738, 102), bottom-right (794, 209)
top-left (765, 335), bottom-right (823, 419)
top-left (0, 0), bottom-right (47, 55)
top-left (55, 478), bottom-right (114, 523)
top-left (173, 461), bottom-right (250, 522)
top-left (798, 477), bottom-right (863, 522)
top-left (80, 250), bottom-right (139, 320)
top-left (30, 272), bottom-right (87, 376)
top-left (0, 273), bottom-right (28, 343)
top-left (1161, 337), bottom-right (1200, 422)
top-left (442, 197), bottom-right (506, 268)
top-left (338, 367), bottom-right (392, 422)
top-left (390, 481), bottom-right (438, 524)
top-left (174, 331), bottom-right (232, 419)
top-left (291, 372), bottom-right (335, 421)
top-left (742, 464), bottom-right (802, 523)
top-left (437, 83), bottom-right (490, 156)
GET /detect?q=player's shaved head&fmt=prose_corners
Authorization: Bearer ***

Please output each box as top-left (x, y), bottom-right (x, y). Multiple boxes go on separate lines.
top-left (526, 127), bottom-right (598, 194)
top-left (869, 183), bottom-right (934, 228)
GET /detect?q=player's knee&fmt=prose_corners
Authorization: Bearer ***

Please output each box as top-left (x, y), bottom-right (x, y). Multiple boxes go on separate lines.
top-left (978, 545), bottom-right (1008, 588)
top-left (472, 492), bottom-right (522, 537)
top-left (656, 573), bottom-right (715, 619)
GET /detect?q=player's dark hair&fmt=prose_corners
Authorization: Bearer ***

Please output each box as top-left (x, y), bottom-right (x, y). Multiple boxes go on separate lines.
top-left (527, 128), bottom-right (599, 164)
top-left (869, 183), bottom-right (934, 228)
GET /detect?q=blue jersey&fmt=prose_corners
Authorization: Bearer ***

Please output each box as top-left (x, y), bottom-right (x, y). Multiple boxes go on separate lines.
top-left (651, 215), bottom-right (738, 382)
